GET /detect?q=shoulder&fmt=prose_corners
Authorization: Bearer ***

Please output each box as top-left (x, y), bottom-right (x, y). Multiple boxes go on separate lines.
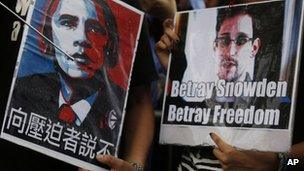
top-left (12, 73), bottom-right (60, 110)
top-left (15, 73), bottom-right (59, 89)
top-left (2, 73), bottom-right (60, 120)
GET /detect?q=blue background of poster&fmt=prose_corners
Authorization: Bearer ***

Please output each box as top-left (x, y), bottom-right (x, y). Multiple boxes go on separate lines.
top-left (18, 1), bottom-right (55, 78)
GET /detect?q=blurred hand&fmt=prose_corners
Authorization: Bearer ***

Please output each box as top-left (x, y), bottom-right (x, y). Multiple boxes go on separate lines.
top-left (155, 18), bottom-right (179, 70)
top-left (78, 155), bottom-right (135, 171)
top-left (210, 132), bottom-right (279, 171)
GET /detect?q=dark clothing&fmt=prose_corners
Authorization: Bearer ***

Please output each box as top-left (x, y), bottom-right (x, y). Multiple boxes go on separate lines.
top-left (285, 57), bottom-right (304, 170)
top-left (130, 16), bottom-right (159, 86)
top-left (124, 0), bottom-right (158, 86)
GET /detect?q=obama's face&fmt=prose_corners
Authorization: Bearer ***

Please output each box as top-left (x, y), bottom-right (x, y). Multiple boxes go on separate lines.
top-left (52, 0), bottom-right (108, 79)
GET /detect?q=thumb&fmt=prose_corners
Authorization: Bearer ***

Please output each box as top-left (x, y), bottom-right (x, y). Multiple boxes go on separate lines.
top-left (163, 18), bottom-right (174, 30)
top-left (97, 155), bottom-right (122, 168)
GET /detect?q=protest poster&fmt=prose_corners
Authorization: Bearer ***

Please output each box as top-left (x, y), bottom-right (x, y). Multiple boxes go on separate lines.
top-left (0, 0), bottom-right (143, 170)
top-left (159, 0), bottom-right (304, 152)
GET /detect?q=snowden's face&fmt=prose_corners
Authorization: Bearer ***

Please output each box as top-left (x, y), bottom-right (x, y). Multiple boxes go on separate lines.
top-left (214, 14), bottom-right (255, 82)
top-left (52, 0), bottom-right (108, 79)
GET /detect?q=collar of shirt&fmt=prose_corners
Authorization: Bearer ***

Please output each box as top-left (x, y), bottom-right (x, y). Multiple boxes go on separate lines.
top-left (58, 91), bottom-right (98, 126)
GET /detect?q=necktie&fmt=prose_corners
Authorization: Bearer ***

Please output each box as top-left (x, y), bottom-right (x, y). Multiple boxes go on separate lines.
top-left (58, 104), bottom-right (76, 124)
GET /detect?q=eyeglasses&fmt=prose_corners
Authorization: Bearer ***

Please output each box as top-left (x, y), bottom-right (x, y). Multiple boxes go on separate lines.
top-left (214, 35), bottom-right (253, 49)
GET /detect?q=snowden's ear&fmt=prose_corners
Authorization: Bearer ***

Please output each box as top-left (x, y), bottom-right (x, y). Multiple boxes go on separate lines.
top-left (213, 41), bottom-right (217, 51)
top-left (251, 38), bottom-right (261, 57)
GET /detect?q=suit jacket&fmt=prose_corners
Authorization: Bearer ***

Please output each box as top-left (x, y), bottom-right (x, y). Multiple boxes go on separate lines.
top-left (5, 72), bottom-right (125, 160)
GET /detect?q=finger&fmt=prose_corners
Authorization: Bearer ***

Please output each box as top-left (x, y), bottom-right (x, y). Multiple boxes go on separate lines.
top-left (97, 155), bottom-right (122, 168)
top-left (164, 27), bottom-right (179, 43)
top-left (210, 133), bottom-right (233, 152)
top-left (161, 34), bottom-right (173, 48)
top-left (163, 18), bottom-right (179, 43)
top-left (156, 41), bottom-right (169, 52)
top-left (163, 18), bottom-right (174, 30)
top-left (155, 40), bottom-right (170, 69)
top-left (213, 147), bottom-right (227, 163)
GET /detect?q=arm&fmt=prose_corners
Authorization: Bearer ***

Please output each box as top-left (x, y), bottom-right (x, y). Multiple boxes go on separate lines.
top-left (93, 85), bottom-right (154, 171)
top-left (94, 6), bottom-right (177, 171)
top-left (121, 84), bottom-right (155, 165)
top-left (91, 5), bottom-right (178, 171)
top-left (210, 132), bottom-right (304, 171)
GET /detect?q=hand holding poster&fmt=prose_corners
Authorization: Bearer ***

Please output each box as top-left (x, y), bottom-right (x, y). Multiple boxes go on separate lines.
top-left (0, 0), bottom-right (143, 170)
top-left (160, 0), bottom-right (303, 152)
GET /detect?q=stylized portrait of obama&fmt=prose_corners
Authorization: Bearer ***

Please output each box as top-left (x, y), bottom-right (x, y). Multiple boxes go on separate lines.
top-left (41, 0), bottom-right (119, 79)
top-left (10, 0), bottom-right (124, 147)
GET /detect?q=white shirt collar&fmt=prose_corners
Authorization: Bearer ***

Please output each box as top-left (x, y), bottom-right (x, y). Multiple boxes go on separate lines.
top-left (59, 91), bottom-right (92, 126)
